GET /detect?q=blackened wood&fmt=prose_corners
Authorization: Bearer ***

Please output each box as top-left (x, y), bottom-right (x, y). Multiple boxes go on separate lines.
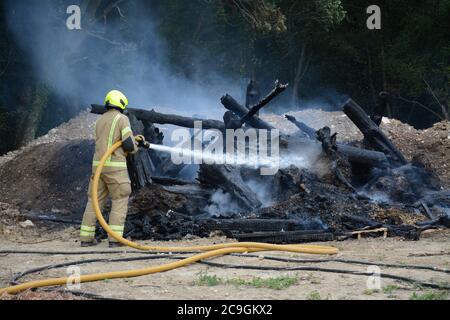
top-left (285, 114), bottom-right (388, 168)
top-left (198, 164), bottom-right (262, 211)
top-left (223, 111), bottom-right (243, 129)
top-left (151, 176), bottom-right (194, 186)
top-left (246, 79), bottom-right (260, 109)
top-left (156, 130), bottom-right (205, 177)
top-left (202, 218), bottom-right (309, 233)
top-left (142, 120), bottom-right (165, 171)
top-left (232, 230), bottom-right (334, 244)
top-left (220, 95), bottom-right (274, 130)
top-left (240, 81), bottom-right (288, 124)
top-left (316, 127), bottom-right (356, 191)
top-left (340, 214), bottom-right (422, 239)
top-left (371, 92), bottom-right (390, 126)
top-left (285, 114), bottom-right (316, 139)
top-left (341, 215), bottom-right (382, 228)
top-left (157, 157), bottom-right (188, 178)
top-left (126, 112), bottom-right (154, 189)
top-left (343, 99), bottom-right (407, 165)
top-left (127, 151), bottom-right (155, 190)
top-left (420, 200), bottom-right (436, 220)
top-left (337, 144), bottom-right (389, 168)
top-left (91, 104), bottom-right (225, 131)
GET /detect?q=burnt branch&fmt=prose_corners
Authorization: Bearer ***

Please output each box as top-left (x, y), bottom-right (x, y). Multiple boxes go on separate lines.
top-left (220, 95), bottom-right (274, 130)
top-left (343, 99), bottom-right (407, 166)
top-left (317, 127), bottom-right (356, 192)
top-left (91, 104), bottom-right (225, 131)
top-left (240, 80), bottom-right (288, 124)
top-left (285, 114), bottom-right (316, 139)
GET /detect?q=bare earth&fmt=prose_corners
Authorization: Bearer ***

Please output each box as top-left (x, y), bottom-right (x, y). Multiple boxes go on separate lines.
top-left (0, 227), bottom-right (449, 300)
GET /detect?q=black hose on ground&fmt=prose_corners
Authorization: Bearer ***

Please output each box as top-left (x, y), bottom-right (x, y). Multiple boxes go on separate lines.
top-left (3, 250), bottom-right (449, 274)
top-left (9, 253), bottom-right (450, 290)
top-left (40, 288), bottom-right (119, 300)
top-left (199, 261), bottom-right (450, 290)
top-left (10, 255), bottom-right (185, 285)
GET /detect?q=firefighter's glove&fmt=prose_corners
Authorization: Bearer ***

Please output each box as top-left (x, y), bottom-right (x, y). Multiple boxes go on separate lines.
top-left (135, 135), bottom-right (151, 149)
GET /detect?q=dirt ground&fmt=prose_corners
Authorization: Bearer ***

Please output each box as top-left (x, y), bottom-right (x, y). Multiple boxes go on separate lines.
top-left (0, 226), bottom-right (449, 300)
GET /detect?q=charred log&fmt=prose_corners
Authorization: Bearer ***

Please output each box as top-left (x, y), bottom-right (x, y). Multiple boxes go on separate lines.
top-left (198, 164), bottom-right (262, 211)
top-left (220, 81), bottom-right (288, 130)
top-left (337, 144), bottom-right (389, 169)
top-left (343, 99), bottom-right (407, 166)
top-left (246, 79), bottom-right (260, 110)
top-left (232, 230), bottom-right (334, 244)
top-left (142, 120), bottom-right (165, 170)
top-left (286, 115), bottom-right (388, 169)
top-left (371, 91), bottom-right (390, 126)
top-left (240, 81), bottom-right (288, 125)
top-left (201, 218), bottom-right (311, 234)
top-left (340, 214), bottom-right (424, 240)
top-left (91, 104), bottom-right (225, 131)
top-left (285, 114), bottom-right (316, 139)
top-left (126, 112), bottom-right (154, 189)
top-left (220, 95), bottom-right (273, 130)
top-left (316, 127), bottom-right (355, 191)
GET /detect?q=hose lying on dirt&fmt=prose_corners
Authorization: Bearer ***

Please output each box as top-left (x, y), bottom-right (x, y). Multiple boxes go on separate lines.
top-left (0, 140), bottom-right (338, 295)
top-left (2, 250), bottom-right (449, 275)
top-left (40, 288), bottom-right (118, 301)
top-left (10, 254), bottom-right (450, 290)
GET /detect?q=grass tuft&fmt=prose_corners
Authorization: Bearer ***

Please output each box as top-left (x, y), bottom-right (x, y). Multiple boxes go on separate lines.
top-left (307, 291), bottom-right (322, 300)
top-left (410, 291), bottom-right (449, 300)
top-left (194, 273), bottom-right (222, 287)
top-left (227, 275), bottom-right (298, 290)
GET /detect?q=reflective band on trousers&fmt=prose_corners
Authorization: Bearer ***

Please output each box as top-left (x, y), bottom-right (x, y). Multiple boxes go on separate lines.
top-left (80, 231), bottom-right (95, 237)
top-left (80, 225), bottom-right (95, 237)
top-left (93, 113), bottom-right (127, 168)
top-left (81, 225), bottom-right (96, 232)
top-left (110, 225), bottom-right (124, 235)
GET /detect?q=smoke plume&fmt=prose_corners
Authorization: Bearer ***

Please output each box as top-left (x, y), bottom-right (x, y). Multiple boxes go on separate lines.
top-left (4, 0), bottom-right (243, 118)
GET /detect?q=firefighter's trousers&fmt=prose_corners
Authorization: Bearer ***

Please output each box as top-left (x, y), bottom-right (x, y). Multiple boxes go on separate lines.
top-left (80, 170), bottom-right (131, 243)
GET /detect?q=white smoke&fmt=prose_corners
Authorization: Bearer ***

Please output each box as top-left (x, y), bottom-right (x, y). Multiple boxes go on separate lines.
top-left (203, 189), bottom-right (241, 216)
top-left (245, 179), bottom-right (273, 208)
top-left (4, 0), bottom-right (244, 119)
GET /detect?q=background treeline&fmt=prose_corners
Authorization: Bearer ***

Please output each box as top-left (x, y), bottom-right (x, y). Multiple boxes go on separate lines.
top-left (0, 0), bottom-right (449, 155)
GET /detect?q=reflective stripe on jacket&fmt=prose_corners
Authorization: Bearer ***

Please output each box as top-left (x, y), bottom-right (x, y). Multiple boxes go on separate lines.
top-left (92, 109), bottom-right (138, 172)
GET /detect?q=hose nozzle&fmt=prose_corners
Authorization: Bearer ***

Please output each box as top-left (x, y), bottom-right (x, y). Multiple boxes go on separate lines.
top-left (135, 135), bottom-right (151, 149)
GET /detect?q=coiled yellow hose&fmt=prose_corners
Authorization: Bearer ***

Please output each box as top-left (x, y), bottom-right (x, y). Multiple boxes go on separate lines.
top-left (0, 140), bottom-right (338, 295)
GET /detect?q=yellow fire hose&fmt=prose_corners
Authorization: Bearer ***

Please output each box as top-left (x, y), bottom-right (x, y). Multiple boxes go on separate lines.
top-left (0, 139), bottom-right (338, 295)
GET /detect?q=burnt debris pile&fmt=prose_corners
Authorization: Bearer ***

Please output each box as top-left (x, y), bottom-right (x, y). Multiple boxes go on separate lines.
top-left (84, 81), bottom-right (450, 243)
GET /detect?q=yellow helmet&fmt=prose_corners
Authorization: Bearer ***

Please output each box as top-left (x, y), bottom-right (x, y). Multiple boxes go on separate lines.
top-left (104, 90), bottom-right (129, 110)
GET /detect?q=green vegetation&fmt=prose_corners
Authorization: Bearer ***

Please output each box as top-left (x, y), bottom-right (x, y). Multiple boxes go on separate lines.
top-left (227, 275), bottom-right (298, 290)
top-left (363, 289), bottom-right (374, 295)
top-left (194, 273), bottom-right (223, 287)
top-left (383, 285), bottom-right (398, 294)
top-left (193, 273), bottom-right (298, 290)
top-left (307, 291), bottom-right (322, 300)
top-left (410, 291), bottom-right (449, 300)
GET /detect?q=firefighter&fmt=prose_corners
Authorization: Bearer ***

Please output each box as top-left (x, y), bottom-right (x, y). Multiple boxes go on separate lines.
top-left (80, 90), bottom-right (146, 248)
